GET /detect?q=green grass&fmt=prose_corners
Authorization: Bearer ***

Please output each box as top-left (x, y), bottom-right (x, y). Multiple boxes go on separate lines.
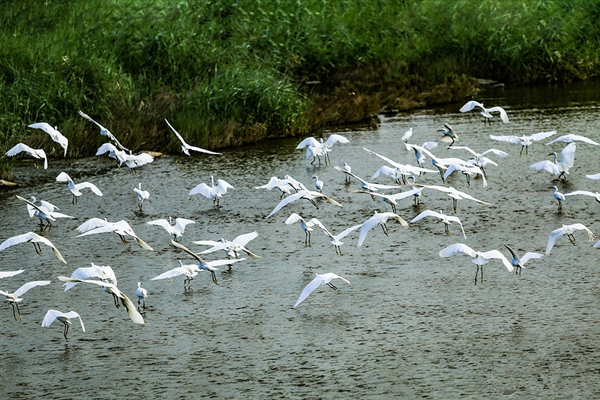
top-left (1, 0), bottom-right (600, 177)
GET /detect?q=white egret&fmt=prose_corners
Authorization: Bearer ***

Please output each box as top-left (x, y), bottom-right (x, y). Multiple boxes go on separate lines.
top-left (78, 110), bottom-right (129, 151)
top-left (529, 142), bottom-right (576, 181)
top-left (546, 134), bottom-right (599, 146)
top-left (459, 101), bottom-right (509, 126)
top-left (357, 211), bottom-right (409, 247)
top-left (58, 276), bottom-right (145, 324)
top-left (312, 220), bottom-right (362, 255)
top-left (342, 162), bottom-right (352, 183)
top-left (266, 189), bottom-right (342, 219)
top-left (284, 213), bottom-right (321, 246)
top-left (165, 118), bottom-right (220, 156)
top-left (586, 173), bottom-right (600, 180)
top-left (96, 142), bottom-right (128, 165)
top-left (313, 175), bottom-right (323, 192)
top-left (443, 163), bottom-right (487, 188)
top-left (333, 165), bottom-right (399, 191)
top-left (0, 270), bottom-right (25, 279)
top-left (549, 186), bottom-right (566, 211)
top-left (410, 210), bottom-right (466, 239)
top-left (296, 134), bottom-right (349, 165)
top-left (147, 217), bottom-right (195, 241)
top-left (503, 245), bottom-right (544, 276)
top-left (563, 190), bottom-right (600, 204)
top-left (189, 176), bottom-right (234, 207)
top-left (17, 195), bottom-right (74, 232)
top-left (75, 218), bottom-right (153, 251)
top-left (255, 176), bottom-right (297, 198)
top-left (0, 280), bottom-right (51, 320)
top-left (293, 272), bottom-right (350, 308)
top-left (28, 122), bottom-right (68, 156)
top-left (193, 231), bottom-right (261, 260)
top-left (0, 232), bottom-right (67, 263)
top-left (490, 130), bottom-right (557, 157)
top-left (42, 309), bottom-right (85, 340)
top-left (438, 123), bottom-right (458, 146)
top-left (546, 223), bottom-right (595, 255)
top-left (62, 263), bottom-right (121, 308)
top-left (449, 146), bottom-right (508, 178)
top-left (152, 260), bottom-right (203, 290)
top-left (400, 127), bottom-right (413, 142)
top-left (439, 243), bottom-right (513, 284)
top-left (136, 282), bottom-right (148, 308)
top-left (56, 172), bottom-right (103, 205)
top-left (133, 183), bottom-right (150, 211)
top-left (350, 188), bottom-right (424, 213)
top-left (5, 143), bottom-right (48, 169)
top-left (404, 142), bottom-right (438, 169)
top-left (413, 184), bottom-right (492, 213)
top-left (364, 147), bottom-right (438, 184)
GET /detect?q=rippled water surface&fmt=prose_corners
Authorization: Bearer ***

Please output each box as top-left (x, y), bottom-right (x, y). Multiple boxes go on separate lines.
top-left (2, 81), bottom-right (600, 399)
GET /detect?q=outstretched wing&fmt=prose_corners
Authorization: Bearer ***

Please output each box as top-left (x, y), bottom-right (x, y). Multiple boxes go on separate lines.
top-left (439, 243), bottom-right (477, 258)
top-left (13, 280), bottom-right (52, 297)
top-left (293, 275), bottom-right (324, 308)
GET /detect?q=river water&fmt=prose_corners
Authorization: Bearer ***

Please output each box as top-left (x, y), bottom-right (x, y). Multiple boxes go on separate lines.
top-left (1, 81), bottom-right (600, 399)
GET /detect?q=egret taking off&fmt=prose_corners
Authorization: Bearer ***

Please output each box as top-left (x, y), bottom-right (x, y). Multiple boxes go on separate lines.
top-left (189, 176), bottom-right (234, 207)
top-left (357, 211), bottom-right (409, 247)
top-left (133, 183), bottom-right (150, 211)
top-left (56, 172), bottom-right (103, 205)
top-left (503, 245), bottom-right (544, 276)
top-left (28, 122), bottom-right (69, 156)
top-left (545, 223), bottom-right (595, 255)
top-left (439, 243), bottom-right (513, 284)
top-left (293, 272), bottom-right (350, 308)
top-left (5, 143), bottom-right (48, 169)
top-left (0, 280), bottom-right (52, 321)
top-left (42, 309), bottom-right (85, 340)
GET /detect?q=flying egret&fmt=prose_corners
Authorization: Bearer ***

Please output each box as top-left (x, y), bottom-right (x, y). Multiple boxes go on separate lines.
top-left (5, 143), bottom-right (48, 169)
top-left (284, 213), bottom-right (321, 246)
top-left (0, 232), bottom-right (67, 263)
top-left (459, 101), bottom-right (509, 126)
top-left (266, 189), bottom-right (342, 219)
top-left (439, 243), bottom-right (513, 284)
top-left (490, 130), bottom-right (557, 157)
top-left (133, 183), bottom-right (150, 211)
top-left (136, 282), bottom-right (148, 308)
top-left (449, 146), bottom-right (508, 178)
top-left (311, 220), bottom-right (362, 255)
top-left (313, 175), bottom-right (323, 192)
top-left (357, 211), bottom-right (409, 247)
top-left (56, 172), bottom-right (103, 205)
top-left (443, 163), bottom-right (487, 188)
top-left (16, 195), bottom-right (74, 232)
top-left (96, 142), bottom-right (128, 165)
top-left (61, 263), bottom-right (120, 307)
top-left (296, 134), bottom-right (349, 165)
top-left (413, 184), bottom-right (492, 213)
top-left (0, 270), bottom-right (25, 279)
top-left (147, 217), bottom-right (195, 241)
top-left (549, 186), bottom-right (566, 211)
top-left (28, 122), bottom-right (68, 156)
top-left (333, 165), bottom-right (399, 191)
top-left (293, 272), bottom-right (350, 308)
top-left (546, 134), bottom-right (599, 146)
top-left (364, 147), bottom-right (438, 184)
top-left (438, 123), bottom-right (458, 146)
top-left (503, 245), bottom-right (544, 276)
top-left (0, 280), bottom-right (51, 321)
top-left (75, 218), bottom-right (153, 251)
top-left (404, 142), bottom-right (438, 169)
top-left (350, 188), bottom-right (424, 213)
top-left (193, 231), bottom-right (261, 260)
top-left (165, 118), bottom-right (221, 156)
top-left (42, 309), bottom-right (85, 340)
top-left (563, 190), bottom-right (600, 204)
top-left (255, 176), bottom-right (297, 198)
top-left (529, 142), bottom-right (576, 181)
top-left (410, 210), bottom-right (466, 239)
top-left (546, 223), bottom-right (595, 255)
top-left (189, 176), bottom-right (234, 207)
top-left (78, 110), bottom-right (129, 151)
top-left (152, 260), bottom-right (204, 290)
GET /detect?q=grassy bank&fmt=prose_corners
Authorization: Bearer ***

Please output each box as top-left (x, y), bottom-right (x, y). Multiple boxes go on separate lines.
top-left (1, 0), bottom-right (599, 177)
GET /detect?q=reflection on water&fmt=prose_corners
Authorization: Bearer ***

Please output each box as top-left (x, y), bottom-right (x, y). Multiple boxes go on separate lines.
top-left (1, 81), bottom-right (600, 398)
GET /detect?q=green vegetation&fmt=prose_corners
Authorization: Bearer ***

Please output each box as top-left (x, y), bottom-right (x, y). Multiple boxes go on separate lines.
top-left (1, 0), bottom-right (599, 176)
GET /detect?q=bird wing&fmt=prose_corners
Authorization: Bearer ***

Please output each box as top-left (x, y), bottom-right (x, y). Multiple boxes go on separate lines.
top-left (28, 122), bottom-right (55, 135)
top-left (296, 137), bottom-right (320, 149)
top-left (335, 224), bottom-right (362, 240)
top-left (559, 142), bottom-right (576, 169)
top-left (449, 188), bottom-right (492, 206)
top-left (232, 231), bottom-right (259, 247)
top-left (388, 188), bottom-right (424, 201)
top-left (13, 280), bottom-right (52, 297)
top-left (164, 118), bottom-right (187, 145)
top-left (447, 216), bottom-right (467, 239)
top-left (357, 215), bottom-right (381, 247)
top-left (478, 250), bottom-right (513, 271)
top-left (216, 179), bottom-right (234, 194)
top-left (151, 266), bottom-right (189, 280)
top-left (55, 171), bottom-right (72, 183)
top-left (459, 100), bottom-right (483, 112)
top-left (78, 110), bottom-right (108, 131)
top-left (486, 106), bottom-right (509, 123)
top-left (133, 236), bottom-right (154, 251)
top-left (546, 227), bottom-right (567, 255)
top-left (333, 165), bottom-right (369, 186)
top-left (481, 148), bottom-right (509, 158)
top-left (174, 218), bottom-right (195, 232)
top-left (266, 191), bottom-right (312, 219)
top-left (0, 232), bottom-right (38, 251)
top-left (6, 143), bottom-right (38, 157)
top-left (324, 134), bottom-right (349, 147)
top-left (16, 196), bottom-right (57, 221)
top-left (0, 269), bottom-right (25, 279)
top-left (293, 274), bottom-right (324, 308)
top-left (489, 135), bottom-right (521, 144)
top-left (187, 144), bottom-right (220, 155)
top-left (570, 223), bottom-right (596, 241)
top-left (63, 265), bottom-right (105, 291)
top-left (64, 311), bottom-right (85, 332)
top-left (76, 218), bottom-right (111, 233)
top-left (75, 182), bottom-right (103, 196)
top-left (42, 309), bottom-right (63, 327)
top-left (531, 130), bottom-right (558, 142)
top-left (363, 147), bottom-right (402, 169)
top-left (193, 240), bottom-right (221, 247)
top-left (439, 243), bottom-right (477, 258)
top-left (284, 213), bottom-right (304, 225)
top-left (189, 182), bottom-right (212, 197)
top-left (308, 191), bottom-right (343, 207)
top-left (521, 252), bottom-right (544, 265)
top-left (529, 160), bottom-right (560, 174)
top-left (564, 190), bottom-right (596, 197)
top-left (410, 210), bottom-right (442, 223)
top-left (147, 219), bottom-right (172, 233)
top-left (172, 240), bottom-right (206, 263)
top-left (371, 165), bottom-right (398, 180)
top-left (207, 258), bottom-right (246, 268)
top-left (449, 146), bottom-right (478, 157)
top-left (562, 134), bottom-right (598, 145)
top-left (95, 142), bottom-right (119, 156)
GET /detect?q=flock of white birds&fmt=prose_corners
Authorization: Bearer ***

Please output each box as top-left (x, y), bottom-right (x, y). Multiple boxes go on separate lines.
top-left (2, 100), bottom-right (600, 340)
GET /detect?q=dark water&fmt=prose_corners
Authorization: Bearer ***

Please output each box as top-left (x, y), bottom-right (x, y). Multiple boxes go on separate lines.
top-left (1, 81), bottom-right (600, 399)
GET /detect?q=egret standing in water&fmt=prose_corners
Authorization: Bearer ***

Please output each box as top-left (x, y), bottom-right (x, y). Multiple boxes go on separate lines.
top-left (189, 176), bottom-right (234, 207)
top-left (136, 282), bottom-right (148, 309)
top-left (313, 175), bottom-right (324, 192)
top-left (549, 186), bottom-right (566, 211)
top-left (293, 272), bottom-right (350, 308)
top-left (42, 309), bottom-right (85, 340)
top-left (133, 183), bottom-right (150, 211)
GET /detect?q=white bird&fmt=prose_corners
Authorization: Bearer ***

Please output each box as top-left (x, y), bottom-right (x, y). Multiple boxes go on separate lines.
top-left (490, 130), bottom-right (557, 157)
top-left (284, 213), bottom-right (321, 246)
top-left (152, 260), bottom-right (198, 290)
top-left (503, 245), bottom-right (544, 276)
top-left (122, 151), bottom-right (154, 171)
top-left (364, 147), bottom-right (438, 184)
top-left (449, 146), bottom-right (508, 178)
top-left (404, 142), bottom-right (438, 169)
top-left (255, 176), bottom-right (297, 198)
top-left (459, 101), bottom-right (509, 126)
top-left (443, 163), bottom-right (487, 188)
top-left (296, 134), bottom-right (349, 165)
top-left (546, 223), bottom-right (595, 255)
top-left (350, 188), bottom-right (424, 213)
top-left (136, 282), bottom-right (148, 308)
top-left (414, 184), bottom-right (492, 213)
top-left (61, 263), bottom-right (122, 308)
top-left (438, 123), bottom-right (459, 146)
top-left (546, 134), bottom-right (599, 146)
top-left (0, 270), bottom-right (25, 279)
top-left (133, 183), bottom-right (150, 211)
top-left (96, 142), bottom-right (128, 165)
top-left (549, 186), bottom-right (566, 211)
top-left (75, 218), bottom-right (153, 251)
top-left (147, 217), bottom-right (195, 241)
top-left (333, 165), bottom-right (399, 192)
top-left (42, 309), bottom-right (85, 340)
top-left (189, 176), bottom-right (234, 207)
top-left (410, 209), bottom-right (466, 239)
top-left (266, 189), bottom-right (342, 219)
top-left (17, 195), bottom-right (74, 232)
top-left (312, 220), bottom-right (362, 255)
top-left (194, 231), bottom-right (261, 260)
top-left (78, 110), bottom-right (129, 151)
top-left (293, 272), bottom-right (351, 308)
top-left (0, 232), bottom-right (67, 263)
top-left (28, 122), bottom-right (68, 156)
top-left (313, 175), bottom-right (323, 192)
top-left (56, 172), bottom-right (103, 205)
top-left (165, 118), bottom-right (221, 156)
top-left (342, 162), bottom-right (352, 183)
top-left (586, 173), bottom-right (600, 180)
top-left (529, 142), bottom-right (576, 181)
top-left (439, 243), bottom-right (513, 284)
top-left (357, 211), bottom-right (409, 247)
top-left (563, 190), bottom-right (600, 204)
top-left (57, 276), bottom-right (145, 324)
top-left (5, 143), bottom-right (48, 169)
top-left (400, 127), bottom-right (413, 142)
top-left (0, 280), bottom-right (51, 320)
